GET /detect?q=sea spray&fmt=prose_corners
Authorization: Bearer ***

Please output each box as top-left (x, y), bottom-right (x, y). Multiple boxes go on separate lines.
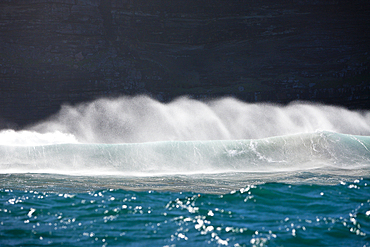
top-left (27, 96), bottom-right (370, 143)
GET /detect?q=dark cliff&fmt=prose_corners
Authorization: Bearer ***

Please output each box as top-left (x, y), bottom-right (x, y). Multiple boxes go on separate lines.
top-left (0, 0), bottom-right (370, 128)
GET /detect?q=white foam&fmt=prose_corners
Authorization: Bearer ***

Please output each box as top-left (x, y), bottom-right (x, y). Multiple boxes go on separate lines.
top-left (0, 129), bottom-right (79, 146)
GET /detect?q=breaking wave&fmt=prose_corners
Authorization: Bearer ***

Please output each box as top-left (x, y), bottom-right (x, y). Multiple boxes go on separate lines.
top-left (0, 96), bottom-right (369, 176)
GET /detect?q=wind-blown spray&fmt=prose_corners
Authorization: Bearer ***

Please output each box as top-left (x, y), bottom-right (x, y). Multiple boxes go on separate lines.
top-left (28, 96), bottom-right (370, 143)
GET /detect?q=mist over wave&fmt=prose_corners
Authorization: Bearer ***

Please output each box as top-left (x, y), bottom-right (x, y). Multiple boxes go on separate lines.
top-left (26, 96), bottom-right (370, 144)
top-left (0, 96), bottom-right (369, 177)
top-left (0, 96), bottom-right (370, 176)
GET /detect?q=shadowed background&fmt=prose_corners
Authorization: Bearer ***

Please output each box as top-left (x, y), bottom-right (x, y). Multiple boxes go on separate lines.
top-left (0, 0), bottom-right (369, 128)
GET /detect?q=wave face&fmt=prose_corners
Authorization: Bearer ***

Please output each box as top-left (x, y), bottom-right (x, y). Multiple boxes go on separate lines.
top-left (0, 96), bottom-right (369, 176)
top-left (0, 131), bottom-right (369, 176)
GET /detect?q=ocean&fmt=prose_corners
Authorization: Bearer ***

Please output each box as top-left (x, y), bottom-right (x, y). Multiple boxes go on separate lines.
top-left (1, 96), bottom-right (370, 246)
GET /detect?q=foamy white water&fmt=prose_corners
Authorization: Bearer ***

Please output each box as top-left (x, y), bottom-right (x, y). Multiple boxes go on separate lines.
top-left (0, 130), bottom-right (78, 146)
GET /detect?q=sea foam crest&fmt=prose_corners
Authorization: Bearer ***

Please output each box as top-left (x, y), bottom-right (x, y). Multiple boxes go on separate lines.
top-left (0, 130), bottom-right (79, 146)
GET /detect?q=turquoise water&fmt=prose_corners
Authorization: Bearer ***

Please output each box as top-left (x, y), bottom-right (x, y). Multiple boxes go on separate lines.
top-left (1, 176), bottom-right (369, 246)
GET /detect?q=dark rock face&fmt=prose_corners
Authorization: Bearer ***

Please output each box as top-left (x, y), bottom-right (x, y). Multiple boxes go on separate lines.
top-left (0, 0), bottom-right (369, 127)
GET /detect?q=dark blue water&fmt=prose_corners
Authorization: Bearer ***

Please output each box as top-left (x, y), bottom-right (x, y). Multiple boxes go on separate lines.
top-left (1, 175), bottom-right (369, 246)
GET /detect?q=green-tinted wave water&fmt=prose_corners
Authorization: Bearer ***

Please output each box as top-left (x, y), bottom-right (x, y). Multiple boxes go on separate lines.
top-left (1, 131), bottom-right (370, 175)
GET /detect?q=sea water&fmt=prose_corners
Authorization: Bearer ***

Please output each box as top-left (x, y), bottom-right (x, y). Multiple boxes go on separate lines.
top-left (0, 96), bottom-right (370, 246)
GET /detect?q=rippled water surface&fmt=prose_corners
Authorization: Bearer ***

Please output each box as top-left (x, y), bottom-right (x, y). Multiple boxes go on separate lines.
top-left (1, 175), bottom-right (369, 246)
